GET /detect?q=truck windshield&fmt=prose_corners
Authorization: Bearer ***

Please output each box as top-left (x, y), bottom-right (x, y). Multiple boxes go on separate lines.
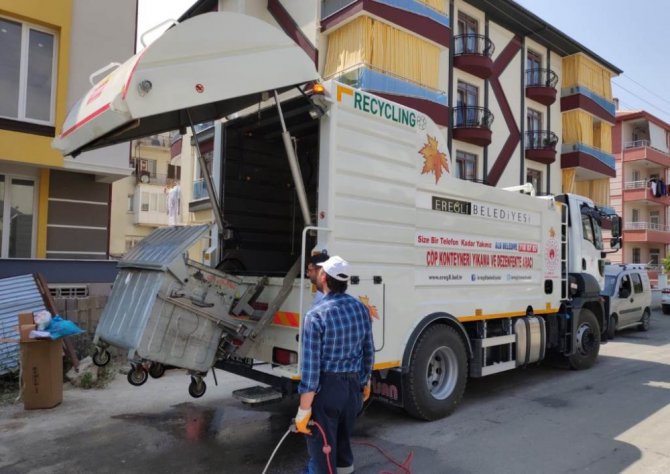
top-left (582, 214), bottom-right (604, 251)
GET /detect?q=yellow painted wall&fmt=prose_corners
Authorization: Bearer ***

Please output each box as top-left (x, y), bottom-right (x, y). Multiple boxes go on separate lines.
top-left (0, 0), bottom-right (72, 167)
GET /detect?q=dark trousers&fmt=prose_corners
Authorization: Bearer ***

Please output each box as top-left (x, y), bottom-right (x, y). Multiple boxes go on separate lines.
top-left (307, 372), bottom-right (362, 474)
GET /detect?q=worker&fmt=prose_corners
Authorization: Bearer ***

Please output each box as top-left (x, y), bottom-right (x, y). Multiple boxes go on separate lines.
top-left (306, 250), bottom-right (329, 308)
top-left (295, 255), bottom-right (375, 474)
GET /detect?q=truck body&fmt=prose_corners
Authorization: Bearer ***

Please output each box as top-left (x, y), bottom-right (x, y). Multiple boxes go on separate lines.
top-left (53, 12), bottom-right (621, 419)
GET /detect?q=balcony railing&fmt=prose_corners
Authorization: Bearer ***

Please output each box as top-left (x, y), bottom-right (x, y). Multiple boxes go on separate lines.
top-left (454, 34), bottom-right (495, 57)
top-left (525, 130), bottom-right (558, 150)
top-left (624, 139), bottom-right (650, 149)
top-left (453, 106), bottom-right (494, 128)
top-left (192, 179), bottom-right (208, 201)
top-left (135, 172), bottom-right (172, 186)
top-left (623, 180), bottom-right (647, 190)
top-left (625, 221), bottom-right (670, 232)
top-left (525, 68), bottom-right (558, 88)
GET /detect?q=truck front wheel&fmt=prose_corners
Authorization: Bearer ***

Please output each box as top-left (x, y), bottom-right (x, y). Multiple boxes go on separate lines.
top-left (568, 309), bottom-right (600, 370)
top-left (403, 324), bottom-right (467, 421)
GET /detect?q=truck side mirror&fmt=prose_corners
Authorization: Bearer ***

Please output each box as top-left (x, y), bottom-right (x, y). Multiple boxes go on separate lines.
top-left (610, 216), bottom-right (622, 239)
top-left (610, 236), bottom-right (622, 249)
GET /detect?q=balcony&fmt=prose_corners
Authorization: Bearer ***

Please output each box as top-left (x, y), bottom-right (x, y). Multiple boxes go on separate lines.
top-left (453, 34), bottom-right (495, 79)
top-left (623, 180), bottom-right (670, 206)
top-left (452, 106), bottom-right (493, 146)
top-left (525, 68), bottom-right (558, 106)
top-left (525, 130), bottom-right (558, 164)
top-left (623, 221), bottom-right (670, 245)
top-left (561, 142), bottom-right (616, 178)
top-left (133, 183), bottom-right (169, 227)
top-left (622, 140), bottom-right (670, 167)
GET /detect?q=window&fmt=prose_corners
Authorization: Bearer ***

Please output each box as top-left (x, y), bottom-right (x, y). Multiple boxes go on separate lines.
top-left (455, 151), bottom-right (477, 181)
top-left (137, 159), bottom-right (157, 178)
top-left (632, 170), bottom-right (640, 182)
top-left (632, 209), bottom-right (639, 222)
top-left (526, 50), bottom-right (542, 86)
top-left (0, 174), bottom-right (36, 257)
top-left (167, 164), bottom-right (181, 181)
top-left (650, 210), bottom-right (660, 229)
top-left (527, 109), bottom-right (542, 148)
top-left (650, 248), bottom-right (660, 266)
top-left (456, 12), bottom-right (478, 54)
top-left (456, 81), bottom-right (478, 127)
top-left (127, 194), bottom-right (134, 212)
top-left (632, 247), bottom-right (641, 264)
top-left (631, 273), bottom-right (643, 294)
top-left (526, 169), bottom-right (542, 195)
top-left (581, 214), bottom-right (602, 250)
top-left (0, 17), bottom-right (57, 124)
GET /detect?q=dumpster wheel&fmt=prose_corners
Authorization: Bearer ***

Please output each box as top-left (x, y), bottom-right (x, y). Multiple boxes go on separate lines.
top-left (149, 363), bottom-right (166, 379)
top-left (127, 365), bottom-right (148, 386)
top-left (188, 376), bottom-right (206, 398)
top-left (93, 349), bottom-right (111, 367)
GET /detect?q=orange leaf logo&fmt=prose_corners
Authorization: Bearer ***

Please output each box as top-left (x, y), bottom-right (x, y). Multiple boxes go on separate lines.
top-left (358, 295), bottom-right (379, 320)
top-left (419, 135), bottom-right (449, 184)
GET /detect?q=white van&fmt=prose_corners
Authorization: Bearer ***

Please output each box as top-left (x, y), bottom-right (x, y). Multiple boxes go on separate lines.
top-left (603, 264), bottom-right (652, 337)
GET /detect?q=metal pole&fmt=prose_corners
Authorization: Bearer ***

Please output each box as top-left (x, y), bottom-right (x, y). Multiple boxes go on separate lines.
top-left (274, 90), bottom-right (313, 227)
top-left (186, 110), bottom-right (225, 232)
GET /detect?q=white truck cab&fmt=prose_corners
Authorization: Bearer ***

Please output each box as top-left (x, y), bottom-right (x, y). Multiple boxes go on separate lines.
top-left (603, 264), bottom-right (652, 337)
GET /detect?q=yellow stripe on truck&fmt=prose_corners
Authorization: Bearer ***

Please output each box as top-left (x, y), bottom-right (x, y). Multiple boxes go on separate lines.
top-left (458, 308), bottom-right (560, 322)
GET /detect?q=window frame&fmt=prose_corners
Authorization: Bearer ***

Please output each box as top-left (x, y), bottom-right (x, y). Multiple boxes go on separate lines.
top-left (0, 15), bottom-right (58, 126)
top-left (455, 150), bottom-right (477, 181)
top-left (526, 168), bottom-right (542, 195)
top-left (0, 173), bottom-right (38, 258)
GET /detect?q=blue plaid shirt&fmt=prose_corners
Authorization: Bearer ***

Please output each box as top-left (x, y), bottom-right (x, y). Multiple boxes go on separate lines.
top-left (298, 293), bottom-right (374, 393)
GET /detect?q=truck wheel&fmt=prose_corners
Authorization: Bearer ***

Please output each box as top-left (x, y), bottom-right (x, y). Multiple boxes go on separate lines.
top-left (638, 310), bottom-right (650, 331)
top-left (568, 309), bottom-right (600, 370)
top-left (403, 325), bottom-right (467, 421)
top-left (607, 314), bottom-right (617, 340)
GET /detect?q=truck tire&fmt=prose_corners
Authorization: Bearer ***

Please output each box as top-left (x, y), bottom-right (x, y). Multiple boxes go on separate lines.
top-left (403, 324), bottom-right (467, 421)
top-left (568, 308), bottom-right (600, 370)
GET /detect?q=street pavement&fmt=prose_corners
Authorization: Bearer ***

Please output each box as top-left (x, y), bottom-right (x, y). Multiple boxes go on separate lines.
top-left (1, 310), bottom-right (669, 473)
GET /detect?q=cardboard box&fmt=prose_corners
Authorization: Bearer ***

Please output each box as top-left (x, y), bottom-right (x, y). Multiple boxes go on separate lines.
top-left (20, 340), bottom-right (63, 410)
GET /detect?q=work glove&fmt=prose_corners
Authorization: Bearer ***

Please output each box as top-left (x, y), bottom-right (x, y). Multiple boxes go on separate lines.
top-left (294, 407), bottom-right (312, 435)
top-left (362, 381), bottom-right (371, 403)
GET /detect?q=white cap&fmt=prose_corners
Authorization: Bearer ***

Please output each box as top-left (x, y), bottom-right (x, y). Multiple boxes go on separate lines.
top-left (317, 256), bottom-right (351, 281)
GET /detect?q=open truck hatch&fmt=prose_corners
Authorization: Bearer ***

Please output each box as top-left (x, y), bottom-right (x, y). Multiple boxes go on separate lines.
top-left (52, 12), bottom-right (318, 157)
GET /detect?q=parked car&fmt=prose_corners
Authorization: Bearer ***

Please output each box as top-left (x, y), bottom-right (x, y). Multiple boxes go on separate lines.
top-left (661, 287), bottom-right (670, 314)
top-left (602, 264), bottom-right (652, 338)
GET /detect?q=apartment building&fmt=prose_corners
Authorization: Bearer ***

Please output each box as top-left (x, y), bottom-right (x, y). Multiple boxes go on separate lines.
top-left (170, 0), bottom-right (620, 240)
top-left (0, 0), bottom-right (136, 260)
top-left (609, 110), bottom-right (670, 283)
top-left (108, 134), bottom-right (178, 258)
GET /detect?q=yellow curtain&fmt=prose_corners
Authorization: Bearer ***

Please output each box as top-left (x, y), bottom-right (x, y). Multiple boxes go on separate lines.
top-left (575, 180), bottom-right (590, 198)
top-left (324, 16), bottom-right (440, 89)
top-left (562, 168), bottom-right (576, 194)
top-left (417, 0), bottom-right (447, 13)
top-left (600, 123), bottom-right (612, 153)
top-left (562, 110), bottom-right (593, 145)
top-left (591, 179), bottom-right (610, 206)
top-left (561, 54), bottom-right (613, 100)
top-left (323, 18), bottom-right (370, 78)
top-left (592, 121), bottom-right (601, 150)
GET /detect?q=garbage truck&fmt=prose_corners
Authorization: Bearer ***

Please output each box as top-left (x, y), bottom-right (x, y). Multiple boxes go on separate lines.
top-left (53, 12), bottom-right (621, 420)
